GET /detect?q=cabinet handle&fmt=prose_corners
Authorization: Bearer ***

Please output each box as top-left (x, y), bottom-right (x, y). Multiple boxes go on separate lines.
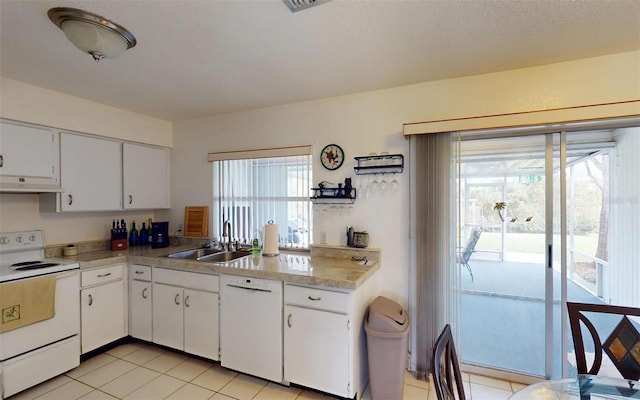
top-left (0, 154), bottom-right (3, 167)
top-left (142, 288), bottom-right (148, 299)
top-left (88, 294), bottom-right (93, 306)
top-left (308, 296), bottom-right (321, 301)
top-left (287, 313), bottom-right (292, 328)
top-left (135, 270), bottom-right (144, 274)
top-left (184, 295), bottom-right (190, 308)
top-left (174, 293), bottom-right (180, 305)
top-left (97, 272), bottom-right (111, 278)
top-left (129, 194), bottom-right (133, 204)
top-left (68, 194), bottom-right (73, 205)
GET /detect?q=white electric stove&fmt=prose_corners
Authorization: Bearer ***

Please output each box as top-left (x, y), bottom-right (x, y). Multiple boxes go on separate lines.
top-left (0, 230), bottom-right (79, 283)
top-left (0, 230), bottom-right (80, 399)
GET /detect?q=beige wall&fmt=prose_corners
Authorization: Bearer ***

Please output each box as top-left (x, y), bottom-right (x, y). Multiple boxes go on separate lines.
top-left (404, 50), bottom-right (640, 133)
top-left (0, 78), bottom-right (172, 244)
top-left (0, 193), bottom-right (154, 245)
top-left (1, 51), bottom-right (637, 306)
top-left (166, 51), bottom-right (640, 307)
top-left (0, 77), bottom-right (173, 147)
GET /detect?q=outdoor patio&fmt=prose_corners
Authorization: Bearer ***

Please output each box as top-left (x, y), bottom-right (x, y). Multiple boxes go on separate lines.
top-left (459, 257), bottom-right (603, 378)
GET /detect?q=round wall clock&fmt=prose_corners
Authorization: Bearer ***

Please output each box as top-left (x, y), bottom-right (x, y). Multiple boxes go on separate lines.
top-left (320, 144), bottom-right (345, 170)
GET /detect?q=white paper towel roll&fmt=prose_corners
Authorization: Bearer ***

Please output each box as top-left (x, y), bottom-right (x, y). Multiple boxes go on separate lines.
top-left (263, 221), bottom-right (279, 256)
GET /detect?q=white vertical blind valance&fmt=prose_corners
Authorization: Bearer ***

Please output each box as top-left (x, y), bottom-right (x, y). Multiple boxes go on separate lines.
top-left (208, 145), bottom-right (312, 161)
top-left (403, 100), bottom-right (640, 136)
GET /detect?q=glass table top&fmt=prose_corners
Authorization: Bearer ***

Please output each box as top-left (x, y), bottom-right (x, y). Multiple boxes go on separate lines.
top-left (509, 375), bottom-right (640, 400)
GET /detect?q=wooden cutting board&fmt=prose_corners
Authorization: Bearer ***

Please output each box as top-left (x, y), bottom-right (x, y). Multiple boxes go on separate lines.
top-left (184, 206), bottom-right (208, 237)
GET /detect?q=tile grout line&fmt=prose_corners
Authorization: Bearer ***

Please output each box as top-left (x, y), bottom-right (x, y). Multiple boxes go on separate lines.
top-left (24, 342), bottom-right (521, 400)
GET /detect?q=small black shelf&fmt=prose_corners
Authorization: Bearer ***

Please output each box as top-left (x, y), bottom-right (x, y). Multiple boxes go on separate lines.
top-left (310, 187), bottom-right (356, 204)
top-left (354, 154), bottom-right (404, 175)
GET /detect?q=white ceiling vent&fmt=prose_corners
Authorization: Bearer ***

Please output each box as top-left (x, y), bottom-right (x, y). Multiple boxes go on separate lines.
top-left (283, 0), bottom-right (331, 13)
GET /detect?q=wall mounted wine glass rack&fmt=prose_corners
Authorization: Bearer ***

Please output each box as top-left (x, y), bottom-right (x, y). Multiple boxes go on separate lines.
top-left (354, 154), bottom-right (404, 175)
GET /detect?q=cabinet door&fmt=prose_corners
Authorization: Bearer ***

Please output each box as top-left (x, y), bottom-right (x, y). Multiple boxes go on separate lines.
top-left (123, 143), bottom-right (169, 209)
top-left (184, 289), bottom-right (219, 360)
top-left (129, 280), bottom-right (152, 341)
top-left (0, 122), bottom-right (56, 179)
top-left (284, 305), bottom-right (350, 397)
top-left (61, 133), bottom-right (121, 211)
top-left (81, 280), bottom-right (125, 354)
top-left (152, 283), bottom-right (183, 350)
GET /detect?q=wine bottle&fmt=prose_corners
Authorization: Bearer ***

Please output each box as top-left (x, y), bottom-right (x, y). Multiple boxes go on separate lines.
top-left (147, 218), bottom-right (153, 246)
top-left (129, 221), bottom-right (139, 247)
top-left (140, 222), bottom-right (148, 245)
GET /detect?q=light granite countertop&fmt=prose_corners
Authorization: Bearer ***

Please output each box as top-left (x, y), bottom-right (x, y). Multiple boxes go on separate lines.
top-left (60, 244), bottom-right (380, 290)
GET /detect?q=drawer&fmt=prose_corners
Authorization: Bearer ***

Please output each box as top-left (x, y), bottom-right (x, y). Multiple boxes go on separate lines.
top-left (130, 264), bottom-right (152, 281)
top-left (82, 264), bottom-right (123, 287)
top-left (285, 284), bottom-right (349, 314)
top-left (153, 268), bottom-right (219, 292)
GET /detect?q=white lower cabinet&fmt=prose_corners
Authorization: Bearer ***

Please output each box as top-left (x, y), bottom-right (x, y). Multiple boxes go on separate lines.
top-left (183, 289), bottom-right (219, 358)
top-left (78, 261), bottom-right (376, 399)
top-left (152, 268), bottom-right (219, 360)
top-left (284, 304), bottom-right (349, 395)
top-left (152, 282), bottom-right (184, 349)
top-left (80, 264), bottom-right (126, 354)
top-left (129, 264), bottom-right (152, 341)
top-left (284, 282), bottom-right (376, 399)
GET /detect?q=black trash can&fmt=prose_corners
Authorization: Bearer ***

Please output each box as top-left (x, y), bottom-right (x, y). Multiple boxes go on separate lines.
top-left (365, 296), bottom-right (410, 400)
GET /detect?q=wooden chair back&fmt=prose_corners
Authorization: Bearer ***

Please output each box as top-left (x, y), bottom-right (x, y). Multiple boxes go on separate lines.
top-left (432, 324), bottom-right (466, 400)
top-left (567, 301), bottom-right (640, 380)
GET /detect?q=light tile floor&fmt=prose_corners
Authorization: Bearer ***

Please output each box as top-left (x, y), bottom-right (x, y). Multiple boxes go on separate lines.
top-left (7, 341), bottom-right (527, 400)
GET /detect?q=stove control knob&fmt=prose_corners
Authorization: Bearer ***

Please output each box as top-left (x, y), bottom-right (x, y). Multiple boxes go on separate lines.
top-left (0, 236), bottom-right (8, 245)
top-left (29, 234), bottom-right (37, 242)
top-left (15, 236), bottom-right (23, 243)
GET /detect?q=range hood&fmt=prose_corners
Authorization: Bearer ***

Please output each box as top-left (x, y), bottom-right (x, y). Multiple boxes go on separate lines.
top-left (0, 176), bottom-right (64, 193)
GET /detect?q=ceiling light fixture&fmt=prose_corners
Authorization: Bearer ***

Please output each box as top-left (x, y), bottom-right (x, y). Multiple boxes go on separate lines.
top-left (283, 0), bottom-right (331, 13)
top-left (48, 7), bottom-right (137, 62)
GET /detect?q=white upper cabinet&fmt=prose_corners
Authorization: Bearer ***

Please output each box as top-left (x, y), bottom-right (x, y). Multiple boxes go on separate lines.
top-left (123, 143), bottom-right (170, 209)
top-left (59, 133), bottom-right (122, 211)
top-left (38, 130), bottom-right (170, 212)
top-left (0, 120), bottom-right (60, 191)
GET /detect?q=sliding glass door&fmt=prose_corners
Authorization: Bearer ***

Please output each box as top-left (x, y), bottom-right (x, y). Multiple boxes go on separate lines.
top-left (456, 134), bottom-right (554, 377)
top-left (454, 128), bottom-right (635, 379)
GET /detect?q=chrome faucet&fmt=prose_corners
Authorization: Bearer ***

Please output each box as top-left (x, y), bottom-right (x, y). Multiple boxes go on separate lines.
top-left (222, 220), bottom-right (232, 251)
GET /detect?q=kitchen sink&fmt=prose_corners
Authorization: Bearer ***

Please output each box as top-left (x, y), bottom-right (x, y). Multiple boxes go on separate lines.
top-left (164, 248), bottom-right (222, 260)
top-left (196, 251), bottom-right (250, 263)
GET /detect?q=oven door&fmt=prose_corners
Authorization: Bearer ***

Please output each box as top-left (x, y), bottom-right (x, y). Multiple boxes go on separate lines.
top-left (0, 269), bottom-right (80, 361)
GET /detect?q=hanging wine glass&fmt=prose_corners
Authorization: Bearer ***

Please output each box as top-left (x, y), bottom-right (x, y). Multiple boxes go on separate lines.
top-left (390, 176), bottom-right (400, 193)
top-left (370, 173), bottom-right (379, 194)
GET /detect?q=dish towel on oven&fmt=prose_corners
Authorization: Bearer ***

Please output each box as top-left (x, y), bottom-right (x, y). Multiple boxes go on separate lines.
top-left (0, 275), bottom-right (56, 333)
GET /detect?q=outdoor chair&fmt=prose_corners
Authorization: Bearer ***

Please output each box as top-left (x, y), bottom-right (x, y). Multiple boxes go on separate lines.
top-left (456, 229), bottom-right (481, 282)
top-left (432, 324), bottom-right (466, 400)
top-left (567, 301), bottom-right (640, 380)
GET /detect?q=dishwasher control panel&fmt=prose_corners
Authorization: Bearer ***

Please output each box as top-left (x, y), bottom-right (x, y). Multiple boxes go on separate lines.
top-left (222, 275), bottom-right (281, 293)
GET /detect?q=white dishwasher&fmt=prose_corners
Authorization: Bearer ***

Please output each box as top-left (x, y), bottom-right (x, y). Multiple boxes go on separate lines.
top-left (219, 275), bottom-right (283, 383)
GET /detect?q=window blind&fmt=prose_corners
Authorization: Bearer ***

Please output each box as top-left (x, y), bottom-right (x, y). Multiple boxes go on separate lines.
top-left (212, 152), bottom-right (312, 249)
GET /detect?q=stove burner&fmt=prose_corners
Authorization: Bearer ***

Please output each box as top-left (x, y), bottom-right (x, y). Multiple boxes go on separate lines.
top-left (13, 263), bottom-right (60, 271)
top-left (11, 260), bottom-right (44, 267)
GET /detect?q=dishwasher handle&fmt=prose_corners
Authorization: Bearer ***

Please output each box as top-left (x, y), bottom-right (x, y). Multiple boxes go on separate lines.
top-left (226, 283), bottom-right (272, 293)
